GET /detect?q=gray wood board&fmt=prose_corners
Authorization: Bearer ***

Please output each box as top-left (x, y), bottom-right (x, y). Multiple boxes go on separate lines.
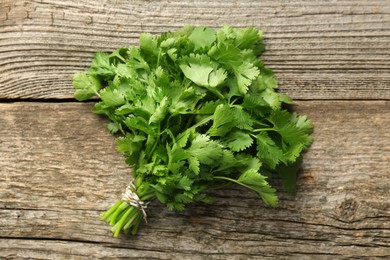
top-left (1, 0), bottom-right (390, 99)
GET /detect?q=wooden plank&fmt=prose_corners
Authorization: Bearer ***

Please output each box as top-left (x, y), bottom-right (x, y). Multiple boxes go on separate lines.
top-left (0, 101), bottom-right (389, 258)
top-left (1, 0), bottom-right (389, 100)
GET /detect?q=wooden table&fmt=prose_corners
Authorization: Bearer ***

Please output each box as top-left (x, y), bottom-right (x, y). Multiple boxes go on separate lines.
top-left (1, 1), bottom-right (389, 259)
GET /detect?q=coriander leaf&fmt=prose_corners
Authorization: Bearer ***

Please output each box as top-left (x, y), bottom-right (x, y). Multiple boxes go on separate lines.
top-left (174, 129), bottom-right (192, 148)
top-left (179, 54), bottom-right (214, 87)
top-left (208, 67), bottom-right (227, 88)
top-left (242, 94), bottom-right (272, 117)
top-left (160, 37), bottom-right (177, 49)
top-left (109, 47), bottom-right (128, 64)
top-left (89, 52), bottom-right (115, 77)
top-left (237, 169), bottom-right (278, 207)
top-left (188, 26), bottom-right (217, 51)
top-left (197, 100), bottom-right (222, 115)
top-left (73, 73), bottom-right (101, 101)
top-left (232, 106), bottom-right (253, 130)
top-left (213, 149), bottom-right (240, 172)
top-left (268, 110), bottom-right (313, 146)
top-left (100, 88), bottom-right (125, 107)
top-left (115, 64), bottom-right (137, 79)
top-left (187, 133), bottom-right (223, 165)
top-left (256, 132), bottom-right (287, 169)
top-left (233, 61), bottom-right (260, 94)
top-left (124, 116), bottom-right (156, 136)
top-left (140, 33), bottom-right (159, 57)
top-left (224, 130), bottom-right (253, 152)
top-left (167, 48), bottom-right (178, 61)
top-left (276, 156), bottom-right (303, 193)
top-left (216, 25), bottom-right (235, 42)
top-left (256, 67), bottom-right (278, 90)
top-left (234, 27), bottom-right (262, 50)
top-left (208, 42), bottom-right (242, 68)
top-left (235, 154), bottom-right (262, 172)
top-left (259, 88), bottom-right (282, 110)
top-left (107, 122), bottom-right (120, 134)
top-left (208, 104), bottom-right (235, 137)
top-left (127, 47), bottom-right (150, 71)
top-left (149, 96), bottom-right (169, 125)
top-left (188, 156), bottom-right (200, 175)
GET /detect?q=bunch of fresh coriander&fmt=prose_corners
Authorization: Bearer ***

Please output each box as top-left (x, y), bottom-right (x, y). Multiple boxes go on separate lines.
top-left (73, 25), bottom-right (313, 236)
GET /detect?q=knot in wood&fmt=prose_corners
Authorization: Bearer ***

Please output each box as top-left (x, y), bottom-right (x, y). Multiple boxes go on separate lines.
top-left (335, 198), bottom-right (359, 222)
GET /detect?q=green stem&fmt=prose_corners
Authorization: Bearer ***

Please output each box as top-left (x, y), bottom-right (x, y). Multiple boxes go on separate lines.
top-left (113, 206), bottom-right (134, 237)
top-left (100, 200), bottom-right (122, 221)
top-left (213, 176), bottom-right (253, 191)
top-left (100, 184), bottom-right (156, 236)
top-left (156, 48), bottom-right (162, 67)
top-left (184, 114), bottom-right (196, 130)
top-left (190, 115), bottom-right (213, 130)
top-left (123, 209), bottom-right (142, 231)
top-left (253, 128), bottom-right (275, 132)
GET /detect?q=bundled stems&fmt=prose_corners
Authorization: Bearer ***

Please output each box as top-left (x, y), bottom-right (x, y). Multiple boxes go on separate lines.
top-left (100, 181), bottom-right (155, 237)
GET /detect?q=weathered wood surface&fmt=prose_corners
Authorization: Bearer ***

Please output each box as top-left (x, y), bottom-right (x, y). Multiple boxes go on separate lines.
top-left (1, 0), bottom-right (390, 259)
top-left (1, 0), bottom-right (390, 100)
top-left (0, 101), bottom-right (389, 259)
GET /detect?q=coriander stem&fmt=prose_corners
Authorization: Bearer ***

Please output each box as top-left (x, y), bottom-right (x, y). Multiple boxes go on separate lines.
top-left (184, 114), bottom-right (196, 130)
top-left (253, 128), bottom-right (274, 132)
top-left (157, 48), bottom-right (162, 67)
top-left (190, 115), bottom-right (213, 130)
top-left (213, 176), bottom-right (253, 191)
top-left (100, 200), bottom-right (122, 221)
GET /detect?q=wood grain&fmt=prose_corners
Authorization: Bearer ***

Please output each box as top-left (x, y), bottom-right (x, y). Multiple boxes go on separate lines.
top-left (1, 0), bottom-right (390, 99)
top-left (1, 101), bottom-right (389, 259)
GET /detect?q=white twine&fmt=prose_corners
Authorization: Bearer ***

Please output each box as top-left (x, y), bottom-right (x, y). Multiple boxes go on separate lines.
top-left (121, 180), bottom-right (149, 222)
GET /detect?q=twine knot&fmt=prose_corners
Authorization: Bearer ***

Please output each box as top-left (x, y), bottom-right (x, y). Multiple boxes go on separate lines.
top-left (121, 181), bottom-right (149, 222)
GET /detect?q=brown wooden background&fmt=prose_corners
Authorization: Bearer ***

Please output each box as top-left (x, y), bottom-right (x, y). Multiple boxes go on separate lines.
top-left (1, 0), bottom-right (389, 259)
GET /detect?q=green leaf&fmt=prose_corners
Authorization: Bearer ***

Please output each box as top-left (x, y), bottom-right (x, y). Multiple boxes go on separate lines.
top-left (178, 176), bottom-right (193, 191)
top-left (208, 42), bottom-right (242, 68)
top-left (187, 133), bottom-right (223, 165)
top-left (167, 48), bottom-right (178, 61)
top-left (107, 122), bottom-right (120, 134)
top-left (188, 26), bottom-right (216, 51)
top-left (149, 96), bottom-right (169, 124)
top-left (188, 156), bottom-right (200, 175)
top-left (140, 33), bottom-right (159, 57)
top-left (276, 156), bottom-right (303, 193)
top-left (175, 129), bottom-right (192, 148)
top-left (208, 104), bottom-right (235, 137)
top-left (89, 52), bottom-right (115, 77)
top-left (237, 169), bottom-right (278, 207)
top-left (208, 67), bottom-right (227, 88)
top-left (124, 116), bottom-right (156, 136)
top-left (100, 88), bottom-right (125, 107)
top-left (234, 27), bottom-right (262, 50)
top-left (259, 89), bottom-right (282, 110)
top-left (268, 110), bottom-right (313, 147)
top-left (256, 132), bottom-right (287, 169)
top-left (179, 54), bottom-right (214, 87)
top-left (127, 47), bottom-right (150, 71)
top-left (233, 61), bottom-right (260, 94)
top-left (73, 73), bottom-right (101, 101)
top-left (225, 130), bottom-right (253, 152)
top-left (232, 106), bottom-right (253, 130)
top-left (197, 100), bottom-right (222, 115)
top-left (236, 154), bottom-right (262, 172)
top-left (257, 67), bottom-right (278, 90)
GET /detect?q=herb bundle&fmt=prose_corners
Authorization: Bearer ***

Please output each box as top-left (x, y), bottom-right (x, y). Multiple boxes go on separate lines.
top-left (73, 25), bottom-right (313, 236)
